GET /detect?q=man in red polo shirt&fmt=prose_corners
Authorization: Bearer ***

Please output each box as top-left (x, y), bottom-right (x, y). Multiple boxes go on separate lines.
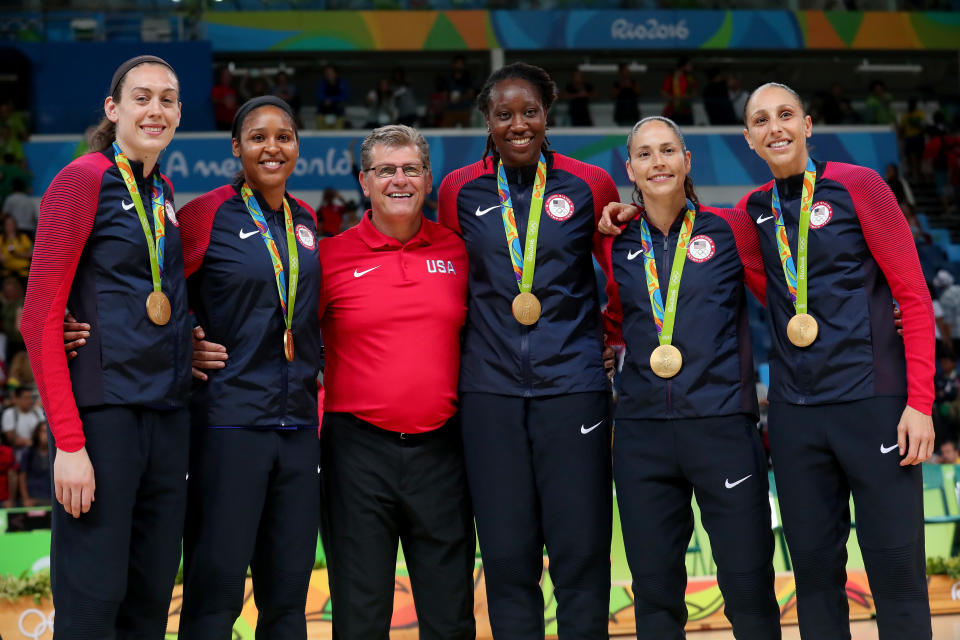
top-left (317, 125), bottom-right (475, 639)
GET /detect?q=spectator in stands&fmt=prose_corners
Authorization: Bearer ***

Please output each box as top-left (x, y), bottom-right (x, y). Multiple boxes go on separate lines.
top-left (241, 73), bottom-right (270, 103)
top-left (318, 186), bottom-right (347, 237)
top-left (702, 68), bottom-right (737, 125)
top-left (935, 349), bottom-right (960, 445)
top-left (923, 112), bottom-right (959, 214)
top-left (900, 98), bottom-right (926, 178)
top-left (661, 57), bottom-right (696, 125)
top-left (611, 62), bottom-right (641, 127)
top-left (937, 440), bottom-right (959, 464)
top-left (2, 177), bottom-right (37, 235)
top-left (270, 70), bottom-right (300, 117)
top-left (0, 125), bottom-right (24, 166)
top-left (0, 274), bottom-right (25, 364)
top-left (391, 67), bottom-right (419, 127)
top-left (426, 75), bottom-right (448, 128)
top-left (0, 440), bottom-right (15, 508)
top-left (211, 67), bottom-right (239, 132)
top-left (864, 79), bottom-right (896, 125)
top-left (0, 152), bottom-right (31, 207)
top-left (17, 421), bottom-right (50, 506)
top-left (0, 215), bottom-right (32, 279)
top-left (886, 163), bottom-right (915, 206)
top-left (364, 78), bottom-right (394, 128)
top-left (1, 385), bottom-right (44, 465)
top-left (564, 69), bottom-right (595, 127)
top-left (727, 75), bottom-right (747, 125)
top-left (936, 269), bottom-right (960, 353)
top-left (7, 350), bottom-right (33, 388)
top-left (316, 64), bottom-right (350, 130)
top-left (820, 83), bottom-right (846, 125)
top-left (442, 55), bottom-right (475, 128)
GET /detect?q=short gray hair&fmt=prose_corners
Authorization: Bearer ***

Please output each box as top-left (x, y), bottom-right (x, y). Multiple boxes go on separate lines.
top-left (360, 125), bottom-right (431, 172)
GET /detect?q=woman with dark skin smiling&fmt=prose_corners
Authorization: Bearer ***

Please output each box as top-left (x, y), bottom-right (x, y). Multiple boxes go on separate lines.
top-left (176, 97), bottom-right (323, 639)
top-left (438, 62), bottom-right (620, 639)
top-left (68, 96), bottom-right (323, 639)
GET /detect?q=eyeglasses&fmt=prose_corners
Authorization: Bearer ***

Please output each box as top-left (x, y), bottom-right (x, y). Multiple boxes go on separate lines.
top-left (364, 164), bottom-right (427, 179)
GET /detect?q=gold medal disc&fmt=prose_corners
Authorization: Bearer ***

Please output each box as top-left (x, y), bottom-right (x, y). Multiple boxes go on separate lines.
top-left (650, 344), bottom-right (682, 379)
top-left (145, 291), bottom-right (171, 326)
top-left (786, 313), bottom-right (818, 348)
top-left (284, 329), bottom-right (295, 362)
top-left (512, 292), bottom-right (541, 326)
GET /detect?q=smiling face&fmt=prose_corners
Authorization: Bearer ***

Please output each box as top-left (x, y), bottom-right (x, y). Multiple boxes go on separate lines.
top-left (359, 143), bottom-right (431, 228)
top-left (232, 105), bottom-right (298, 195)
top-left (105, 63), bottom-right (180, 162)
top-left (485, 77), bottom-right (547, 168)
top-left (626, 120), bottom-right (691, 203)
top-left (743, 85), bottom-right (812, 179)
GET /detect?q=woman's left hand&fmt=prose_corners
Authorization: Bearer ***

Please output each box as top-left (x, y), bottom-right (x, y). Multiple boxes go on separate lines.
top-left (897, 405), bottom-right (935, 466)
top-left (192, 325), bottom-right (228, 381)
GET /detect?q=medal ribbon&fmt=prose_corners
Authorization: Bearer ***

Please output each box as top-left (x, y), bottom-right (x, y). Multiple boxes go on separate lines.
top-left (240, 184), bottom-right (298, 332)
top-left (637, 200), bottom-right (696, 345)
top-left (113, 142), bottom-right (165, 291)
top-left (497, 153), bottom-right (547, 294)
top-left (770, 157), bottom-right (817, 314)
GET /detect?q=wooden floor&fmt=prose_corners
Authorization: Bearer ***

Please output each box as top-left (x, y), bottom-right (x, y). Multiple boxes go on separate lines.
top-left (674, 615), bottom-right (960, 639)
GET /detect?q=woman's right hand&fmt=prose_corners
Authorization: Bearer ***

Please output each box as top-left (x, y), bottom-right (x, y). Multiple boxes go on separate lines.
top-left (598, 202), bottom-right (640, 236)
top-left (63, 311), bottom-right (90, 360)
top-left (192, 325), bottom-right (228, 381)
top-left (54, 447), bottom-right (95, 518)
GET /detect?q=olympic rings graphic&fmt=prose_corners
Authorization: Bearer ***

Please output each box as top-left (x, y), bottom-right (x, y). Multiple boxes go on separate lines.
top-left (18, 607), bottom-right (55, 639)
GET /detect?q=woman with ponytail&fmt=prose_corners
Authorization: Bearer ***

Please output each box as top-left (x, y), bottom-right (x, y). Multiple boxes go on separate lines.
top-left (21, 55), bottom-right (192, 638)
top-left (437, 62), bottom-right (620, 638)
top-left (603, 116), bottom-right (781, 639)
top-left (173, 96), bottom-right (323, 640)
top-left (738, 82), bottom-right (933, 639)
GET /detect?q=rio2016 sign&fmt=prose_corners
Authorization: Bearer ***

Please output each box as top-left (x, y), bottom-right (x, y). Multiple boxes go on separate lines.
top-left (610, 18), bottom-right (690, 41)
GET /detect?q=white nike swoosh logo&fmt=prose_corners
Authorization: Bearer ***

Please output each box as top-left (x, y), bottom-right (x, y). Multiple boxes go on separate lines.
top-left (880, 443), bottom-right (899, 454)
top-left (756, 215), bottom-right (774, 224)
top-left (354, 266), bottom-right (381, 278)
top-left (122, 200), bottom-right (135, 211)
top-left (475, 205), bottom-right (499, 217)
top-left (627, 249), bottom-right (643, 261)
top-left (239, 229), bottom-right (259, 240)
top-left (580, 420), bottom-right (603, 435)
top-left (724, 474), bottom-right (752, 489)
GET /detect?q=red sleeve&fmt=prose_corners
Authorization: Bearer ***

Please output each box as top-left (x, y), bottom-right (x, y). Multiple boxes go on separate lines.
top-left (316, 238), bottom-right (331, 322)
top-left (178, 185), bottom-right (234, 279)
top-left (711, 205), bottom-right (767, 306)
top-left (293, 197), bottom-right (318, 230)
top-left (598, 233), bottom-right (624, 346)
top-left (21, 154), bottom-right (109, 452)
top-left (438, 158), bottom-right (492, 237)
top-left (553, 156), bottom-right (624, 345)
top-left (825, 162), bottom-right (935, 414)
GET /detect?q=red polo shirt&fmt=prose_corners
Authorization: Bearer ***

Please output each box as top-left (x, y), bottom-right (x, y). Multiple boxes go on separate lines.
top-left (318, 211), bottom-right (468, 433)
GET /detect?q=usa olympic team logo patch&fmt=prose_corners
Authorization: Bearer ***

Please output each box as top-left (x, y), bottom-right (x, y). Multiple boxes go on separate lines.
top-left (165, 201), bottom-right (179, 227)
top-left (545, 194), bottom-right (574, 222)
top-left (687, 235), bottom-right (716, 263)
top-left (809, 201), bottom-right (833, 229)
top-left (295, 224), bottom-right (316, 250)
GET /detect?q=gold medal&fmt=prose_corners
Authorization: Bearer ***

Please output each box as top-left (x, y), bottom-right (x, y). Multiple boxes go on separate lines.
top-left (650, 344), bottom-right (682, 379)
top-left (284, 329), bottom-right (295, 362)
top-left (786, 313), bottom-right (818, 347)
top-left (145, 291), bottom-right (171, 326)
top-left (512, 292), bottom-right (541, 326)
